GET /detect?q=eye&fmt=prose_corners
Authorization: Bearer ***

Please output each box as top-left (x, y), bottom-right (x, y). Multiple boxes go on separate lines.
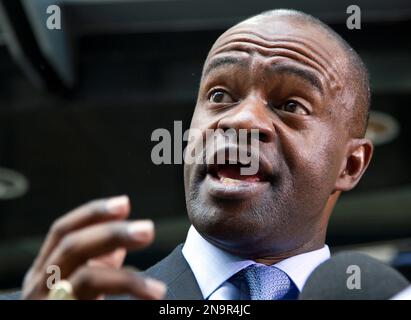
top-left (208, 89), bottom-right (235, 104)
top-left (278, 100), bottom-right (309, 115)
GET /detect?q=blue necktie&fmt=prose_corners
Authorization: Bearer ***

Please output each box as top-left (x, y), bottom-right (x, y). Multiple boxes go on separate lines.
top-left (232, 264), bottom-right (299, 300)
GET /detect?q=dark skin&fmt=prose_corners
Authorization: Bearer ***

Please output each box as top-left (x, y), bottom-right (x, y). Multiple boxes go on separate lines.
top-left (21, 13), bottom-right (373, 299)
top-left (184, 14), bottom-right (373, 262)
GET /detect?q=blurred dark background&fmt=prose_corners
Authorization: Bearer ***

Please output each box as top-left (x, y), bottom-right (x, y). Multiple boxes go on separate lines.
top-left (0, 0), bottom-right (411, 290)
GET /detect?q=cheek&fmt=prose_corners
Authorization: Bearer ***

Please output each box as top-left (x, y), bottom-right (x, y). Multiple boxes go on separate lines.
top-left (189, 107), bottom-right (201, 128)
top-left (185, 109), bottom-right (206, 154)
top-left (190, 103), bottom-right (211, 128)
top-left (281, 126), bottom-right (342, 193)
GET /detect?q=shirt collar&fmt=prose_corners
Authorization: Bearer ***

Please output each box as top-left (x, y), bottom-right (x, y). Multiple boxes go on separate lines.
top-left (274, 243), bottom-right (330, 291)
top-left (182, 225), bottom-right (330, 298)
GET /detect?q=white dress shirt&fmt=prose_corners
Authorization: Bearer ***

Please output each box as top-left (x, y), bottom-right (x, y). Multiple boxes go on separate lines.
top-left (182, 225), bottom-right (330, 300)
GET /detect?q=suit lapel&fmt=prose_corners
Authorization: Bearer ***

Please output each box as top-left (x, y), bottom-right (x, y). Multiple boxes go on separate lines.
top-left (144, 244), bottom-right (203, 300)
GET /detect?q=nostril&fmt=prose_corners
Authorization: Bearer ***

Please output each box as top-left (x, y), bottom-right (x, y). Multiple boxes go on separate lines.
top-left (217, 122), bottom-right (273, 144)
top-left (257, 131), bottom-right (270, 143)
top-left (220, 128), bottom-right (271, 143)
top-left (248, 130), bottom-right (270, 143)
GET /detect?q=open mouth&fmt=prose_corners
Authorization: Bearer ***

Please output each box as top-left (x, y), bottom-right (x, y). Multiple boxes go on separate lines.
top-left (204, 161), bottom-right (271, 200)
top-left (201, 145), bottom-right (273, 200)
top-left (208, 162), bottom-right (266, 185)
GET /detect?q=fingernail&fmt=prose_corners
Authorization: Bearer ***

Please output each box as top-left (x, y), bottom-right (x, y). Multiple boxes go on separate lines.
top-left (145, 277), bottom-right (167, 299)
top-left (127, 220), bottom-right (154, 241)
top-left (106, 195), bottom-right (129, 214)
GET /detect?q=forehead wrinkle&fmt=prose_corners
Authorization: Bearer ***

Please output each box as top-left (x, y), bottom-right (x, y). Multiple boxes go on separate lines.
top-left (214, 34), bottom-right (335, 81)
top-left (220, 29), bottom-right (335, 62)
top-left (212, 41), bottom-right (337, 92)
top-left (211, 30), bottom-right (343, 91)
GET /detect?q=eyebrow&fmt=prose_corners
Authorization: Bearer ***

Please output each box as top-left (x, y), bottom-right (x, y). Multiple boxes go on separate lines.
top-left (203, 56), bottom-right (324, 95)
top-left (203, 56), bottom-right (248, 78)
top-left (270, 64), bottom-right (324, 95)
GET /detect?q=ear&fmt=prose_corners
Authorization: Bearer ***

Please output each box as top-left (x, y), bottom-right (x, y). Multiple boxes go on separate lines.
top-left (334, 138), bottom-right (374, 192)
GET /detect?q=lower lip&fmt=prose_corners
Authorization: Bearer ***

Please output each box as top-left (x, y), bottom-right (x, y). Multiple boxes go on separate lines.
top-left (203, 174), bottom-right (271, 200)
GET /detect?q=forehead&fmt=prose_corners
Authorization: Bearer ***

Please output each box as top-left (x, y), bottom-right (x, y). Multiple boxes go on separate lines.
top-left (204, 16), bottom-right (346, 93)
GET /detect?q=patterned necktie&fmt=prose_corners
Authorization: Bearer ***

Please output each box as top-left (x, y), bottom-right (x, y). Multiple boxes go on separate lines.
top-left (232, 264), bottom-right (299, 300)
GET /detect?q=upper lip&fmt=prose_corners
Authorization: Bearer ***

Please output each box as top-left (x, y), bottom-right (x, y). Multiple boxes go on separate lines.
top-left (205, 144), bottom-right (274, 182)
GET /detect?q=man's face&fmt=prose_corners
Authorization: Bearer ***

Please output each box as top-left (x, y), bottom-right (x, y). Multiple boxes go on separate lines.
top-left (184, 16), bottom-right (354, 258)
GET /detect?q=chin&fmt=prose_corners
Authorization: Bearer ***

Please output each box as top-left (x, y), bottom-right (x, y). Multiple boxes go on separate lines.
top-left (186, 184), bottom-right (287, 255)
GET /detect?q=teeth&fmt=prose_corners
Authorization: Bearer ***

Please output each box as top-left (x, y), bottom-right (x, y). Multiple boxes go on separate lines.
top-left (220, 177), bottom-right (241, 185)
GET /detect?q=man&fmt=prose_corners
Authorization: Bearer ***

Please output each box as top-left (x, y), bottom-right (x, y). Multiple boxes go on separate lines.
top-left (4, 8), bottom-right (373, 300)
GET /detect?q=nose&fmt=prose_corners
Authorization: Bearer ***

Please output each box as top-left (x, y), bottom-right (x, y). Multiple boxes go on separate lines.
top-left (217, 97), bottom-right (275, 143)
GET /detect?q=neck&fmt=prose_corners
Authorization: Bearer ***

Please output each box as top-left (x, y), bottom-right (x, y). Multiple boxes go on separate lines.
top-left (253, 237), bottom-right (326, 265)
top-left (198, 224), bottom-right (327, 265)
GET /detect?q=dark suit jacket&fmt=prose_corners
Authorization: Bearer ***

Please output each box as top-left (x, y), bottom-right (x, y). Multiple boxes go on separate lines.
top-left (0, 244), bottom-right (203, 300)
top-left (142, 243), bottom-right (203, 299)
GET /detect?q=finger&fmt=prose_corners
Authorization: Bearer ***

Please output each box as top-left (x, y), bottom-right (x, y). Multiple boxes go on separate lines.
top-left (43, 219), bottom-right (155, 280)
top-left (88, 250), bottom-right (128, 302)
top-left (69, 266), bottom-right (167, 300)
top-left (32, 196), bottom-right (130, 271)
top-left (88, 248), bottom-right (127, 269)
